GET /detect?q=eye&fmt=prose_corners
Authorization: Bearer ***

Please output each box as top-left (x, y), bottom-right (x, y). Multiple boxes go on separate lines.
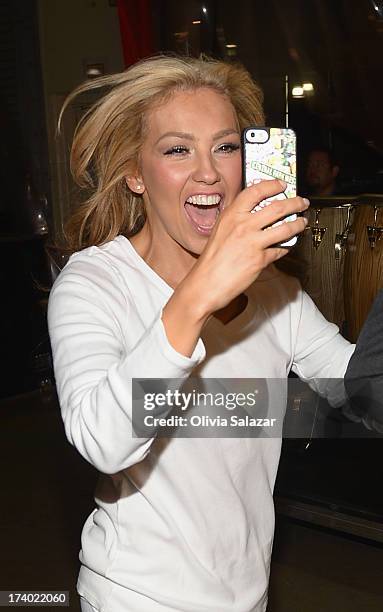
top-left (164, 145), bottom-right (189, 156)
top-left (216, 142), bottom-right (240, 154)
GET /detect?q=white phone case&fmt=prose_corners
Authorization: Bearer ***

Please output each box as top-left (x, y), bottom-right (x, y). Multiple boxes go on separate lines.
top-left (243, 127), bottom-right (297, 247)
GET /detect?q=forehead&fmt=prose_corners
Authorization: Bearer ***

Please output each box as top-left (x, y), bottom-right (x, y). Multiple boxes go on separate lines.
top-left (308, 151), bottom-right (331, 165)
top-left (144, 88), bottom-right (238, 136)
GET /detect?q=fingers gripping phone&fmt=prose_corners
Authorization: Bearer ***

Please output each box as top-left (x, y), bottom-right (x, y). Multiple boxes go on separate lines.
top-left (242, 127), bottom-right (298, 247)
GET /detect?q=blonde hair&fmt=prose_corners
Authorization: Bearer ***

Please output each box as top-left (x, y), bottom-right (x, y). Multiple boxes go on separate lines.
top-left (58, 54), bottom-right (265, 254)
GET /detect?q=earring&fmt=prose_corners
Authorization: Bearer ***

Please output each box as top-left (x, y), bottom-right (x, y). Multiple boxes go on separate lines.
top-left (136, 183), bottom-right (143, 191)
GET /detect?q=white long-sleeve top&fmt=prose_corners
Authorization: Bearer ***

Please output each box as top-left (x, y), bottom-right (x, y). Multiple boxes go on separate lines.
top-left (48, 235), bottom-right (354, 612)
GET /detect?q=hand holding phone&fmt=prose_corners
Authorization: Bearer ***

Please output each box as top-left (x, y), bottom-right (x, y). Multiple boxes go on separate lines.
top-left (242, 127), bottom-right (298, 246)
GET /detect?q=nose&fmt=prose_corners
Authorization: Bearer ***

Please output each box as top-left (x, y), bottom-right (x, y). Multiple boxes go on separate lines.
top-left (192, 151), bottom-right (220, 184)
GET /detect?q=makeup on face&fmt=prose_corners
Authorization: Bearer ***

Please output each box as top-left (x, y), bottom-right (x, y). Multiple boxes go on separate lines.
top-left (131, 88), bottom-right (242, 280)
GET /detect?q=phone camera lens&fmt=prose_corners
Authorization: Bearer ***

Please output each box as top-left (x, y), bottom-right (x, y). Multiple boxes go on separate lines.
top-left (246, 128), bottom-right (269, 144)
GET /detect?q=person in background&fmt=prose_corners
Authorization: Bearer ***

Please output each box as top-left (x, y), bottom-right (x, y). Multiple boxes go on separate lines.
top-left (305, 146), bottom-right (340, 196)
top-left (344, 289), bottom-right (383, 431)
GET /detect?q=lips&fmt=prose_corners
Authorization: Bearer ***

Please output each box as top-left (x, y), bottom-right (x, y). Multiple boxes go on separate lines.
top-left (184, 193), bottom-right (223, 235)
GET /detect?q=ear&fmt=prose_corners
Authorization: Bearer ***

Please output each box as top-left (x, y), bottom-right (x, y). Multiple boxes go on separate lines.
top-left (126, 174), bottom-right (146, 195)
top-left (332, 165), bottom-right (340, 179)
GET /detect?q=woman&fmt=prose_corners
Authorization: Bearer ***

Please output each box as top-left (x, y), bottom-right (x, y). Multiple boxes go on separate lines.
top-left (48, 55), bottom-right (354, 612)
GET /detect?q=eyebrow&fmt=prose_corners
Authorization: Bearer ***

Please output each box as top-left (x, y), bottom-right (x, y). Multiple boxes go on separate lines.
top-left (155, 128), bottom-right (240, 145)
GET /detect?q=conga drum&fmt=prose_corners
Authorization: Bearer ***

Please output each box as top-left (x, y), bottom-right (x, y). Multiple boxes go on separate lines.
top-left (295, 197), bottom-right (356, 330)
top-left (344, 195), bottom-right (383, 342)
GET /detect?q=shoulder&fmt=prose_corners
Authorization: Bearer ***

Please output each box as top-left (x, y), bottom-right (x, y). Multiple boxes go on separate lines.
top-left (50, 235), bottom-right (132, 294)
top-left (48, 236), bottom-right (136, 326)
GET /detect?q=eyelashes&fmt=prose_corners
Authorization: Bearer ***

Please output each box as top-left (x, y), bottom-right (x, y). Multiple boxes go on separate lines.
top-left (163, 143), bottom-right (240, 156)
top-left (164, 145), bottom-right (189, 155)
top-left (218, 143), bottom-right (240, 154)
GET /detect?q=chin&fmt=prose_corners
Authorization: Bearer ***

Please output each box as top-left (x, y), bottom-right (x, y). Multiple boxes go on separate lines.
top-left (177, 233), bottom-right (210, 258)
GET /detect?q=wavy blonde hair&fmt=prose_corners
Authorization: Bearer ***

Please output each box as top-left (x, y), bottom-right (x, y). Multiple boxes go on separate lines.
top-left (57, 54), bottom-right (265, 254)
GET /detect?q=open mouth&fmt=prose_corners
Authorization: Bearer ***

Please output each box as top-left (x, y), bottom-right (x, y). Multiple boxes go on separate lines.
top-left (184, 194), bottom-right (223, 234)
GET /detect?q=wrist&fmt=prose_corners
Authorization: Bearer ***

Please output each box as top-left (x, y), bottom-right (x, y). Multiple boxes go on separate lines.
top-left (161, 278), bottom-right (211, 358)
top-left (174, 277), bottom-right (213, 327)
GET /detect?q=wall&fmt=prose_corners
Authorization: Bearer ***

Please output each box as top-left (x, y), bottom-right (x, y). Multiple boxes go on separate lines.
top-left (38, 0), bottom-right (124, 237)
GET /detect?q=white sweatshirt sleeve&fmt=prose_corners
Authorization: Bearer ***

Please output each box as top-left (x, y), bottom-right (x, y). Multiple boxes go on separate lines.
top-left (291, 289), bottom-right (355, 407)
top-left (47, 254), bottom-right (206, 475)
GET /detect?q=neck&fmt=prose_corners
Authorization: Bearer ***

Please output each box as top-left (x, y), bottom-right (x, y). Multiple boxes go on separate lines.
top-left (213, 293), bottom-right (248, 324)
top-left (129, 223), bottom-right (198, 289)
top-left (129, 223), bottom-right (249, 325)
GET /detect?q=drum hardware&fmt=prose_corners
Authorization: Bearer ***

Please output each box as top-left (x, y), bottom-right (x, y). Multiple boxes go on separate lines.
top-left (334, 205), bottom-right (353, 260)
top-left (366, 206), bottom-right (383, 249)
top-left (309, 209), bottom-right (327, 249)
top-left (295, 203), bottom-right (350, 328)
top-left (295, 195), bottom-right (382, 342)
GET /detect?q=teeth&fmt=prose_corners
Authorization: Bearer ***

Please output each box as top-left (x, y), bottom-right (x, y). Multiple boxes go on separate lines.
top-left (186, 194), bottom-right (221, 206)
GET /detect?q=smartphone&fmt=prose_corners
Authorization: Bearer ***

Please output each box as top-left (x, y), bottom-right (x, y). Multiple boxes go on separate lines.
top-left (242, 127), bottom-right (298, 247)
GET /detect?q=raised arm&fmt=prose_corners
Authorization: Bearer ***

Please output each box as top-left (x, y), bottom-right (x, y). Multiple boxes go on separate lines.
top-left (162, 179), bottom-right (309, 356)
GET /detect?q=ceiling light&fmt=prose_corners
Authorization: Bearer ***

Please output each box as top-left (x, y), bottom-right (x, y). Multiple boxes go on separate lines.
top-left (86, 66), bottom-right (104, 78)
top-left (292, 86), bottom-right (304, 98)
top-left (370, 0), bottom-right (383, 18)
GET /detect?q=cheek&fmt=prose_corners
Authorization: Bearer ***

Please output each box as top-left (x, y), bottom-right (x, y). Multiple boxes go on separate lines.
top-left (144, 161), bottom-right (189, 194)
top-left (225, 157), bottom-right (242, 192)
